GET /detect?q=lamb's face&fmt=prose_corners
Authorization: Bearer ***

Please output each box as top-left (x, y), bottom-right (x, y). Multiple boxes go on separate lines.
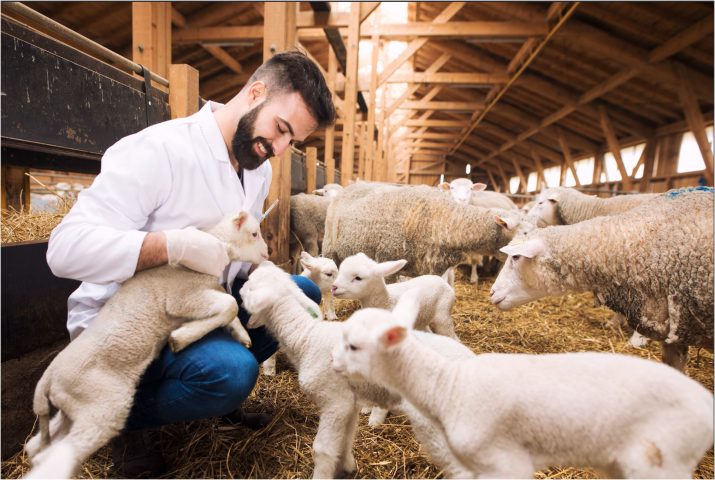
top-left (331, 254), bottom-right (406, 299)
top-left (490, 238), bottom-right (553, 310)
top-left (526, 193), bottom-right (560, 228)
top-left (331, 253), bottom-right (376, 299)
top-left (228, 213), bottom-right (269, 263)
top-left (300, 252), bottom-right (338, 292)
top-left (332, 309), bottom-right (402, 382)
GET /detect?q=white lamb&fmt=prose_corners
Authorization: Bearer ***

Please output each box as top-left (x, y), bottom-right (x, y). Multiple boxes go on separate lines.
top-left (260, 251), bottom-right (338, 376)
top-left (336, 308), bottom-right (714, 478)
top-left (331, 252), bottom-right (458, 425)
top-left (24, 212), bottom-right (268, 479)
top-left (240, 262), bottom-right (476, 478)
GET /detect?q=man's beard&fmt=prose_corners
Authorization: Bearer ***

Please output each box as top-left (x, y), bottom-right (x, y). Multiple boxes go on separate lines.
top-left (231, 101), bottom-right (275, 170)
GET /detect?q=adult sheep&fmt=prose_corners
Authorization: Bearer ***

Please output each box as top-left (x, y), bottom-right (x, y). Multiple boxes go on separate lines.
top-left (491, 187), bottom-right (714, 370)
top-left (322, 182), bottom-right (530, 278)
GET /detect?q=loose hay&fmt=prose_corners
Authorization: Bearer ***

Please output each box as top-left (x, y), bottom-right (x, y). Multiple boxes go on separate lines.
top-left (1, 185), bottom-right (73, 244)
top-left (3, 271), bottom-right (712, 479)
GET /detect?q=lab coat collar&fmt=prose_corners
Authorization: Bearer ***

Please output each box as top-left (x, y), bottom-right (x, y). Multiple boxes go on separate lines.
top-left (200, 101), bottom-right (231, 164)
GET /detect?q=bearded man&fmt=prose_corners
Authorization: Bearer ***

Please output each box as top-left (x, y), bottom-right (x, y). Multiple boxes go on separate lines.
top-left (46, 51), bottom-right (336, 477)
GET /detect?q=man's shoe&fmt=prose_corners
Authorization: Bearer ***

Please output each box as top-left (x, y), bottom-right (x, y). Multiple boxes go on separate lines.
top-left (221, 408), bottom-right (273, 430)
top-left (110, 429), bottom-right (167, 479)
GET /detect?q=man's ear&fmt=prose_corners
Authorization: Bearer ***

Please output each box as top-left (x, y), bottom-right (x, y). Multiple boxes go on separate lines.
top-left (378, 325), bottom-right (407, 349)
top-left (247, 81), bottom-right (267, 104)
top-left (233, 211), bottom-right (249, 230)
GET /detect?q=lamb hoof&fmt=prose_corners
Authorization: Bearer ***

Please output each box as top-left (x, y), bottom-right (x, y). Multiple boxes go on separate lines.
top-left (168, 333), bottom-right (188, 353)
top-left (341, 453), bottom-right (357, 474)
top-left (368, 407), bottom-right (388, 426)
top-left (227, 319), bottom-right (252, 348)
top-left (628, 332), bottom-right (649, 348)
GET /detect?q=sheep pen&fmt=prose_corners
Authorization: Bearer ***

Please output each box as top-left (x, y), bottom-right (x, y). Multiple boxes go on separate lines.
top-left (3, 269), bottom-right (712, 479)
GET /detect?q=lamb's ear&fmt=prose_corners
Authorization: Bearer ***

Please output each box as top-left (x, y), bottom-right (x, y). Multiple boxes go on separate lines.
top-left (241, 288), bottom-right (277, 315)
top-left (437, 182), bottom-right (450, 191)
top-left (499, 238), bottom-right (546, 259)
top-left (393, 290), bottom-right (421, 329)
top-left (545, 190), bottom-right (560, 203)
top-left (374, 259), bottom-right (408, 277)
top-left (472, 182), bottom-right (487, 192)
top-left (378, 325), bottom-right (407, 349)
top-left (233, 211), bottom-right (249, 230)
top-left (313, 188), bottom-right (325, 195)
top-left (300, 251), bottom-right (317, 271)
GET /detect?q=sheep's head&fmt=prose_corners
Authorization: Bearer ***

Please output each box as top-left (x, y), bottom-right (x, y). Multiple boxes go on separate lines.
top-left (331, 253), bottom-right (407, 299)
top-left (490, 236), bottom-right (557, 310)
top-left (223, 212), bottom-right (269, 263)
top-left (526, 189), bottom-right (561, 228)
top-left (332, 308), bottom-right (407, 383)
top-left (438, 178), bottom-right (486, 205)
top-left (300, 252), bottom-right (338, 292)
top-left (313, 183), bottom-right (344, 199)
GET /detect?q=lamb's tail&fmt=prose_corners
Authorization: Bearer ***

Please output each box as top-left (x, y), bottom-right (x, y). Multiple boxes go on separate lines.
top-left (32, 371), bottom-right (52, 448)
top-left (441, 267), bottom-right (455, 288)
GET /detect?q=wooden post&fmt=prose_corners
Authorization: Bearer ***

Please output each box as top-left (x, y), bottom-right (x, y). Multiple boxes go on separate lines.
top-left (375, 84), bottom-right (387, 182)
top-left (262, 2), bottom-right (296, 266)
top-left (598, 105), bottom-right (632, 190)
top-left (639, 138), bottom-right (657, 192)
top-left (593, 148), bottom-right (604, 185)
top-left (556, 127), bottom-right (581, 186)
top-left (132, 2), bottom-right (172, 81)
top-left (357, 121), bottom-right (366, 179)
top-left (366, 33), bottom-right (380, 181)
top-left (324, 45), bottom-right (337, 184)
top-left (339, 3), bottom-right (361, 185)
top-left (1, 166), bottom-right (30, 211)
top-left (306, 147), bottom-right (317, 193)
top-left (168, 64), bottom-right (199, 119)
top-left (675, 63), bottom-right (714, 179)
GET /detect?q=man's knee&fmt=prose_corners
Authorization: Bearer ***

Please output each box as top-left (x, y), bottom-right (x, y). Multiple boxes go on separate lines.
top-left (291, 275), bottom-right (322, 305)
top-left (185, 338), bottom-right (259, 414)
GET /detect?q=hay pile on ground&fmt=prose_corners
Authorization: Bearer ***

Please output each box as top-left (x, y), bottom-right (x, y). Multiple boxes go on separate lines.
top-left (2, 270), bottom-right (712, 479)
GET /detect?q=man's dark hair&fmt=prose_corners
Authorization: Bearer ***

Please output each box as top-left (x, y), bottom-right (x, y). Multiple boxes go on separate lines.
top-left (248, 50), bottom-right (336, 129)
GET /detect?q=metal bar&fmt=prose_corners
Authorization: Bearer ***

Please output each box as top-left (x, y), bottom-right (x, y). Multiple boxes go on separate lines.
top-left (3, 2), bottom-right (170, 87)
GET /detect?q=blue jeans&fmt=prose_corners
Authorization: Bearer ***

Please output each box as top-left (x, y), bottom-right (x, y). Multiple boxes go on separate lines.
top-left (124, 274), bottom-right (321, 430)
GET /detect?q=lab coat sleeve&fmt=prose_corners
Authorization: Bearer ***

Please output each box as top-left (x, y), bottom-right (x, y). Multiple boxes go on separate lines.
top-left (47, 132), bottom-right (172, 284)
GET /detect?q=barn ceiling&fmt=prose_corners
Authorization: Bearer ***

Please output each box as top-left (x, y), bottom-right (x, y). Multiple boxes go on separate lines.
top-left (9, 1), bottom-right (714, 185)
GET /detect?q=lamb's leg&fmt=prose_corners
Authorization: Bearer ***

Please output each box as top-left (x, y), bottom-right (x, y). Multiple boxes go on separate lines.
top-left (661, 343), bottom-right (689, 371)
top-left (168, 291), bottom-right (240, 352)
top-left (25, 411), bottom-right (71, 460)
top-left (324, 293), bottom-right (338, 321)
top-left (27, 418), bottom-right (119, 480)
top-left (409, 411), bottom-right (473, 478)
top-left (338, 406), bottom-right (359, 475)
top-left (312, 402), bottom-right (357, 479)
top-left (226, 317), bottom-right (252, 348)
top-left (262, 352), bottom-right (277, 376)
top-left (367, 406), bottom-right (389, 426)
top-left (429, 314), bottom-right (459, 340)
top-left (470, 262), bottom-right (478, 285)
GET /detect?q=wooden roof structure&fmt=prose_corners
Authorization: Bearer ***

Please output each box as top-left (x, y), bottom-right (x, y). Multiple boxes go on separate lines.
top-left (7, 2), bottom-right (714, 191)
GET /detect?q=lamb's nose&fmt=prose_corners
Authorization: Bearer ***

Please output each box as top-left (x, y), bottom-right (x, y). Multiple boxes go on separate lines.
top-left (331, 285), bottom-right (338, 293)
top-left (489, 288), bottom-right (495, 296)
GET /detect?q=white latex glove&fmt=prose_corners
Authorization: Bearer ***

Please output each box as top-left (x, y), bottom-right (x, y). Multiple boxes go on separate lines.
top-left (164, 227), bottom-right (230, 278)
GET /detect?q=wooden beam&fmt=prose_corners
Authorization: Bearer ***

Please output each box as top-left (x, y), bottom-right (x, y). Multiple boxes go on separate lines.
top-left (511, 158), bottom-right (528, 193)
top-left (530, 149), bottom-right (546, 189)
top-left (404, 120), bottom-right (469, 128)
top-left (386, 71), bottom-right (508, 85)
top-left (375, 85), bottom-right (387, 181)
top-left (385, 54), bottom-right (451, 117)
top-left (486, 170), bottom-right (500, 191)
top-left (639, 139), bottom-right (657, 192)
top-left (172, 25), bottom-right (264, 44)
top-left (324, 45), bottom-right (337, 183)
top-left (360, 2), bottom-right (381, 23)
top-left (262, 2), bottom-right (296, 265)
top-left (675, 63), bottom-right (714, 178)
top-left (556, 127), bottom-right (581, 186)
top-left (377, 2), bottom-right (465, 87)
top-left (399, 101), bottom-right (485, 111)
top-left (306, 147), bottom-right (317, 193)
top-left (296, 11), bottom-right (350, 28)
top-left (339, 3), bottom-right (361, 185)
top-left (366, 33), bottom-right (379, 180)
top-left (362, 21), bottom-right (547, 38)
top-left (649, 13), bottom-right (714, 63)
top-left (598, 106), bottom-right (632, 190)
top-left (168, 64), bottom-right (199, 119)
top-left (132, 2), bottom-right (171, 79)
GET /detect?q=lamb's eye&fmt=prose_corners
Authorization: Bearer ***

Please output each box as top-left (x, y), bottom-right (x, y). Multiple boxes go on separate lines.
top-left (354, 276), bottom-right (362, 281)
top-left (349, 344), bottom-right (358, 351)
top-left (252, 232), bottom-right (258, 238)
top-left (512, 255), bottom-right (521, 261)
top-left (325, 272), bottom-right (333, 277)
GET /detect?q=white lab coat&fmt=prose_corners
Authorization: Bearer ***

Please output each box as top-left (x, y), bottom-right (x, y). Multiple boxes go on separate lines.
top-left (47, 101), bottom-right (272, 340)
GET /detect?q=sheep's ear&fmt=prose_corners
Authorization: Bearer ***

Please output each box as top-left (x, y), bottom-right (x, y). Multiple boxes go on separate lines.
top-left (495, 214), bottom-right (518, 231)
top-left (545, 191), bottom-right (560, 202)
top-left (374, 259), bottom-right (407, 277)
top-left (499, 238), bottom-right (546, 259)
top-left (233, 211), bottom-right (249, 230)
top-left (393, 290), bottom-right (421, 329)
top-left (437, 182), bottom-right (450, 191)
top-left (242, 288), bottom-right (276, 314)
top-left (313, 188), bottom-right (325, 195)
top-left (472, 182), bottom-right (487, 192)
top-left (300, 251), bottom-right (316, 268)
top-left (378, 325), bottom-right (407, 349)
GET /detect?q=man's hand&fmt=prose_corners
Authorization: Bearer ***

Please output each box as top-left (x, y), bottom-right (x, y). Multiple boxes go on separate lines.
top-left (165, 227), bottom-right (230, 278)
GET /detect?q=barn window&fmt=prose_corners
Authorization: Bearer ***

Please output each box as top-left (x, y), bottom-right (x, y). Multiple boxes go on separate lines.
top-left (527, 171), bottom-right (538, 191)
top-left (543, 165), bottom-right (561, 186)
top-left (601, 143), bottom-right (645, 182)
top-left (677, 125), bottom-right (713, 173)
top-left (509, 176), bottom-right (520, 193)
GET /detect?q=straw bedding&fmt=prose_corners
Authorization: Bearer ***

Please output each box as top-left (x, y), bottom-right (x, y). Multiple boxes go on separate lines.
top-left (1, 267), bottom-right (712, 479)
